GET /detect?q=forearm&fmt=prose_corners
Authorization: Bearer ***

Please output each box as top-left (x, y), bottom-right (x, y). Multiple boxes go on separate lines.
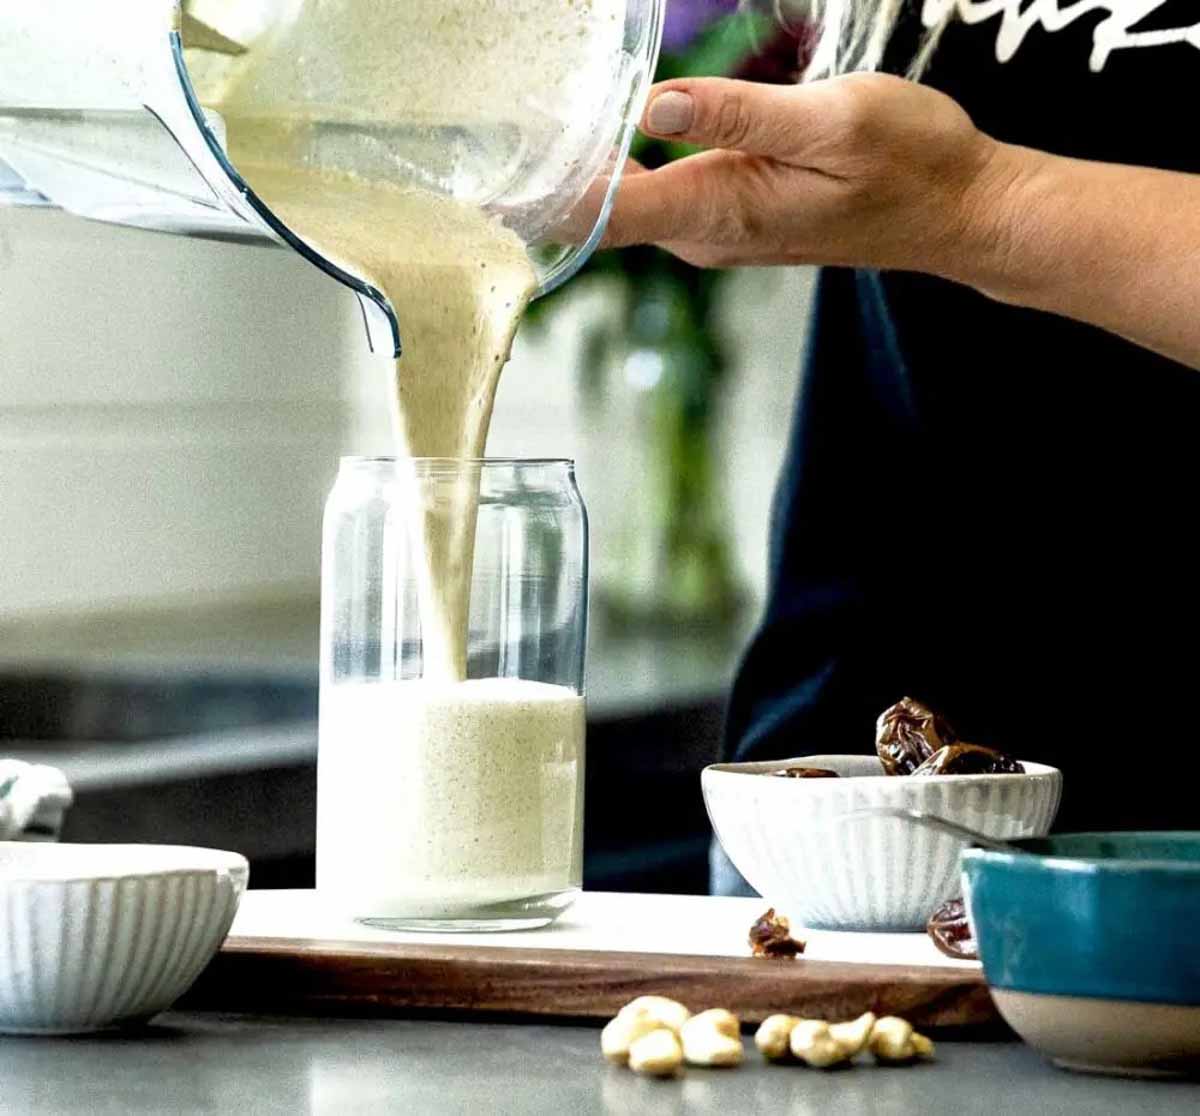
top-left (949, 146), bottom-right (1200, 370)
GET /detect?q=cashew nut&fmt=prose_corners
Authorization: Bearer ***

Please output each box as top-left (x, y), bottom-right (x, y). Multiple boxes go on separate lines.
top-left (754, 1014), bottom-right (802, 1062)
top-left (911, 1032), bottom-right (935, 1058)
top-left (628, 1028), bottom-right (684, 1077)
top-left (618, 996), bottom-right (692, 1035)
top-left (828, 1012), bottom-right (877, 1058)
top-left (601, 1011), bottom-right (663, 1065)
top-left (789, 1019), bottom-right (852, 1068)
top-left (606, 1001), bottom-right (932, 1076)
top-left (869, 1016), bottom-right (936, 1063)
top-left (681, 1009), bottom-right (744, 1067)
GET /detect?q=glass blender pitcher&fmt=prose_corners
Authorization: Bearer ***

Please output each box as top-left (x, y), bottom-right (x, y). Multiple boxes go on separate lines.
top-left (0, 1), bottom-right (665, 355)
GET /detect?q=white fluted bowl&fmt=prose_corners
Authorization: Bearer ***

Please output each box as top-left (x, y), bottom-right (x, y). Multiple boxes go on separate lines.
top-left (703, 755), bottom-right (1061, 931)
top-left (0, 843), bottom-right (248, 1034)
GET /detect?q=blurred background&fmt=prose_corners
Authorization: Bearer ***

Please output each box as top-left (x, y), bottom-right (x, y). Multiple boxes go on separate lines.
top-left (0, 3), bottom-right (814, 894)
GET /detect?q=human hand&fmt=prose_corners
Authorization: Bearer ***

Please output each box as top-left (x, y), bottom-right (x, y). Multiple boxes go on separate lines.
top-left (605, 73), bottom-right (1030, 282)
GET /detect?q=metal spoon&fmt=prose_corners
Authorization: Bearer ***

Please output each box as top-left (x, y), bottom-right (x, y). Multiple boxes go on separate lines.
top-left (836, 807), bottom-right (1025, 853)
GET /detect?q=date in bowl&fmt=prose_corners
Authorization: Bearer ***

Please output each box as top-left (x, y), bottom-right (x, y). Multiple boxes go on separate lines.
top-left (701, 754), bottom-right (1061, 931)
top-left (964, 833), bottom-right (1200, 1079)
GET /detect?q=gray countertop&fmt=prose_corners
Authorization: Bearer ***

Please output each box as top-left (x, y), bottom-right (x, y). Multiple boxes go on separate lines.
top-left (2, 596), bottom-right (746, 801)
top-left (0, 595), bottom-right (751, 720)
top-left (2, 1013), bottom-right (1197, 1115)
top-left (1, 600), bottom-right (742, 880)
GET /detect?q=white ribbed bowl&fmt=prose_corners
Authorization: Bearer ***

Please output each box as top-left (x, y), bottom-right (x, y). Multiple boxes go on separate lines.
top-left (0, 843), bottom-right (248, 1035)
top-left (703, 755), bottom-right (1061, 931)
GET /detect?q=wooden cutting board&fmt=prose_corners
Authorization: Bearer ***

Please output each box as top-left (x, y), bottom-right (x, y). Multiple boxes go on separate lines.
top-left (182, 891), bottom-right (996, 1029)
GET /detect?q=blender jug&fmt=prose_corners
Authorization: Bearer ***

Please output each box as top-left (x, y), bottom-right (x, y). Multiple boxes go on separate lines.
top-left (0, 1), bottom-right (665, 355)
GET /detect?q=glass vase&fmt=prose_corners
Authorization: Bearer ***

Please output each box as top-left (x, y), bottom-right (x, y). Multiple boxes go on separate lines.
top-left (586, 277), bottom-right (745, 632)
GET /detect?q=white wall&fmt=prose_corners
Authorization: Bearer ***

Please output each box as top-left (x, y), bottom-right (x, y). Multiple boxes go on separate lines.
top-left (0, 208), bottom-right (359, 619)
top-left (0, 203), bottom-right (814, 622)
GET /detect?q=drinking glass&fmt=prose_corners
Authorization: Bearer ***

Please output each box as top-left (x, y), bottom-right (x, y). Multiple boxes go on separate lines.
top-left (317, 457), bottom-right (588, 931)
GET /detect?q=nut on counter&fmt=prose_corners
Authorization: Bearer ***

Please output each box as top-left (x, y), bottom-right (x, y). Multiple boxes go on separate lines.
top-left (603, 998), bottom-right (934, 1079)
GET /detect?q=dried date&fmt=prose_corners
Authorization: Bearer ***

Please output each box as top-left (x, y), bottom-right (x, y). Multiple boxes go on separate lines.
top-left (875, 697), bottom-right (959, 776)
top-left (749, 908), bottom-right (805, 959)
top-left (927, 897), bottom-right (978, 961)
top-left (912, 743), bottom-right (1025, 776)
top-left (771, 767), bottom-right (840, 779)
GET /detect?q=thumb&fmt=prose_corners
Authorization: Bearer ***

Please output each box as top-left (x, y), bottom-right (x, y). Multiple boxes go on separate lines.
top-left (641, 77), bottom-right (814, 158)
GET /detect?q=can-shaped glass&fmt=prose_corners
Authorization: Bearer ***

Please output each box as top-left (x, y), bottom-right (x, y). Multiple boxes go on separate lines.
top-left (318, 458), bottom-right (588, 932)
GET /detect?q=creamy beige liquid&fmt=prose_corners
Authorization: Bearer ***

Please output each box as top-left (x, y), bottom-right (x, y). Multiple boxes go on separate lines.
top-left (202, 7), bottom-right (594, 917)
top-left (229, 155), bottom-right (536, 679)
top-left (192, 0), bottom-right (620, 677)
top-left (226, 163), bottom-right (583, 913)
top-left (318, 679), bottom-right (584, 915)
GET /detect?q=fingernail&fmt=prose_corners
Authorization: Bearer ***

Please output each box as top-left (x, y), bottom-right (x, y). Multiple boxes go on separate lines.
top-left (646, 91), bottom-right (694, 135)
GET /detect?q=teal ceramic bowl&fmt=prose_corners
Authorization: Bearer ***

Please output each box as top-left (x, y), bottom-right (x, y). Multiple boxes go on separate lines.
top-left (963, 833), bottom-right (1200, 1078)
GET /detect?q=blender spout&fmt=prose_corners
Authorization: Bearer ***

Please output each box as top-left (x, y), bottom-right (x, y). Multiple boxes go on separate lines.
top-left (180, 13), bottom-right (246, 57)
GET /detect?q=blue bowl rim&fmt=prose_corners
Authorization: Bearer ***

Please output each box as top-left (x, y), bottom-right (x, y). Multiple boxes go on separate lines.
top-left (963, 831), bottom-right (1200, 877)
